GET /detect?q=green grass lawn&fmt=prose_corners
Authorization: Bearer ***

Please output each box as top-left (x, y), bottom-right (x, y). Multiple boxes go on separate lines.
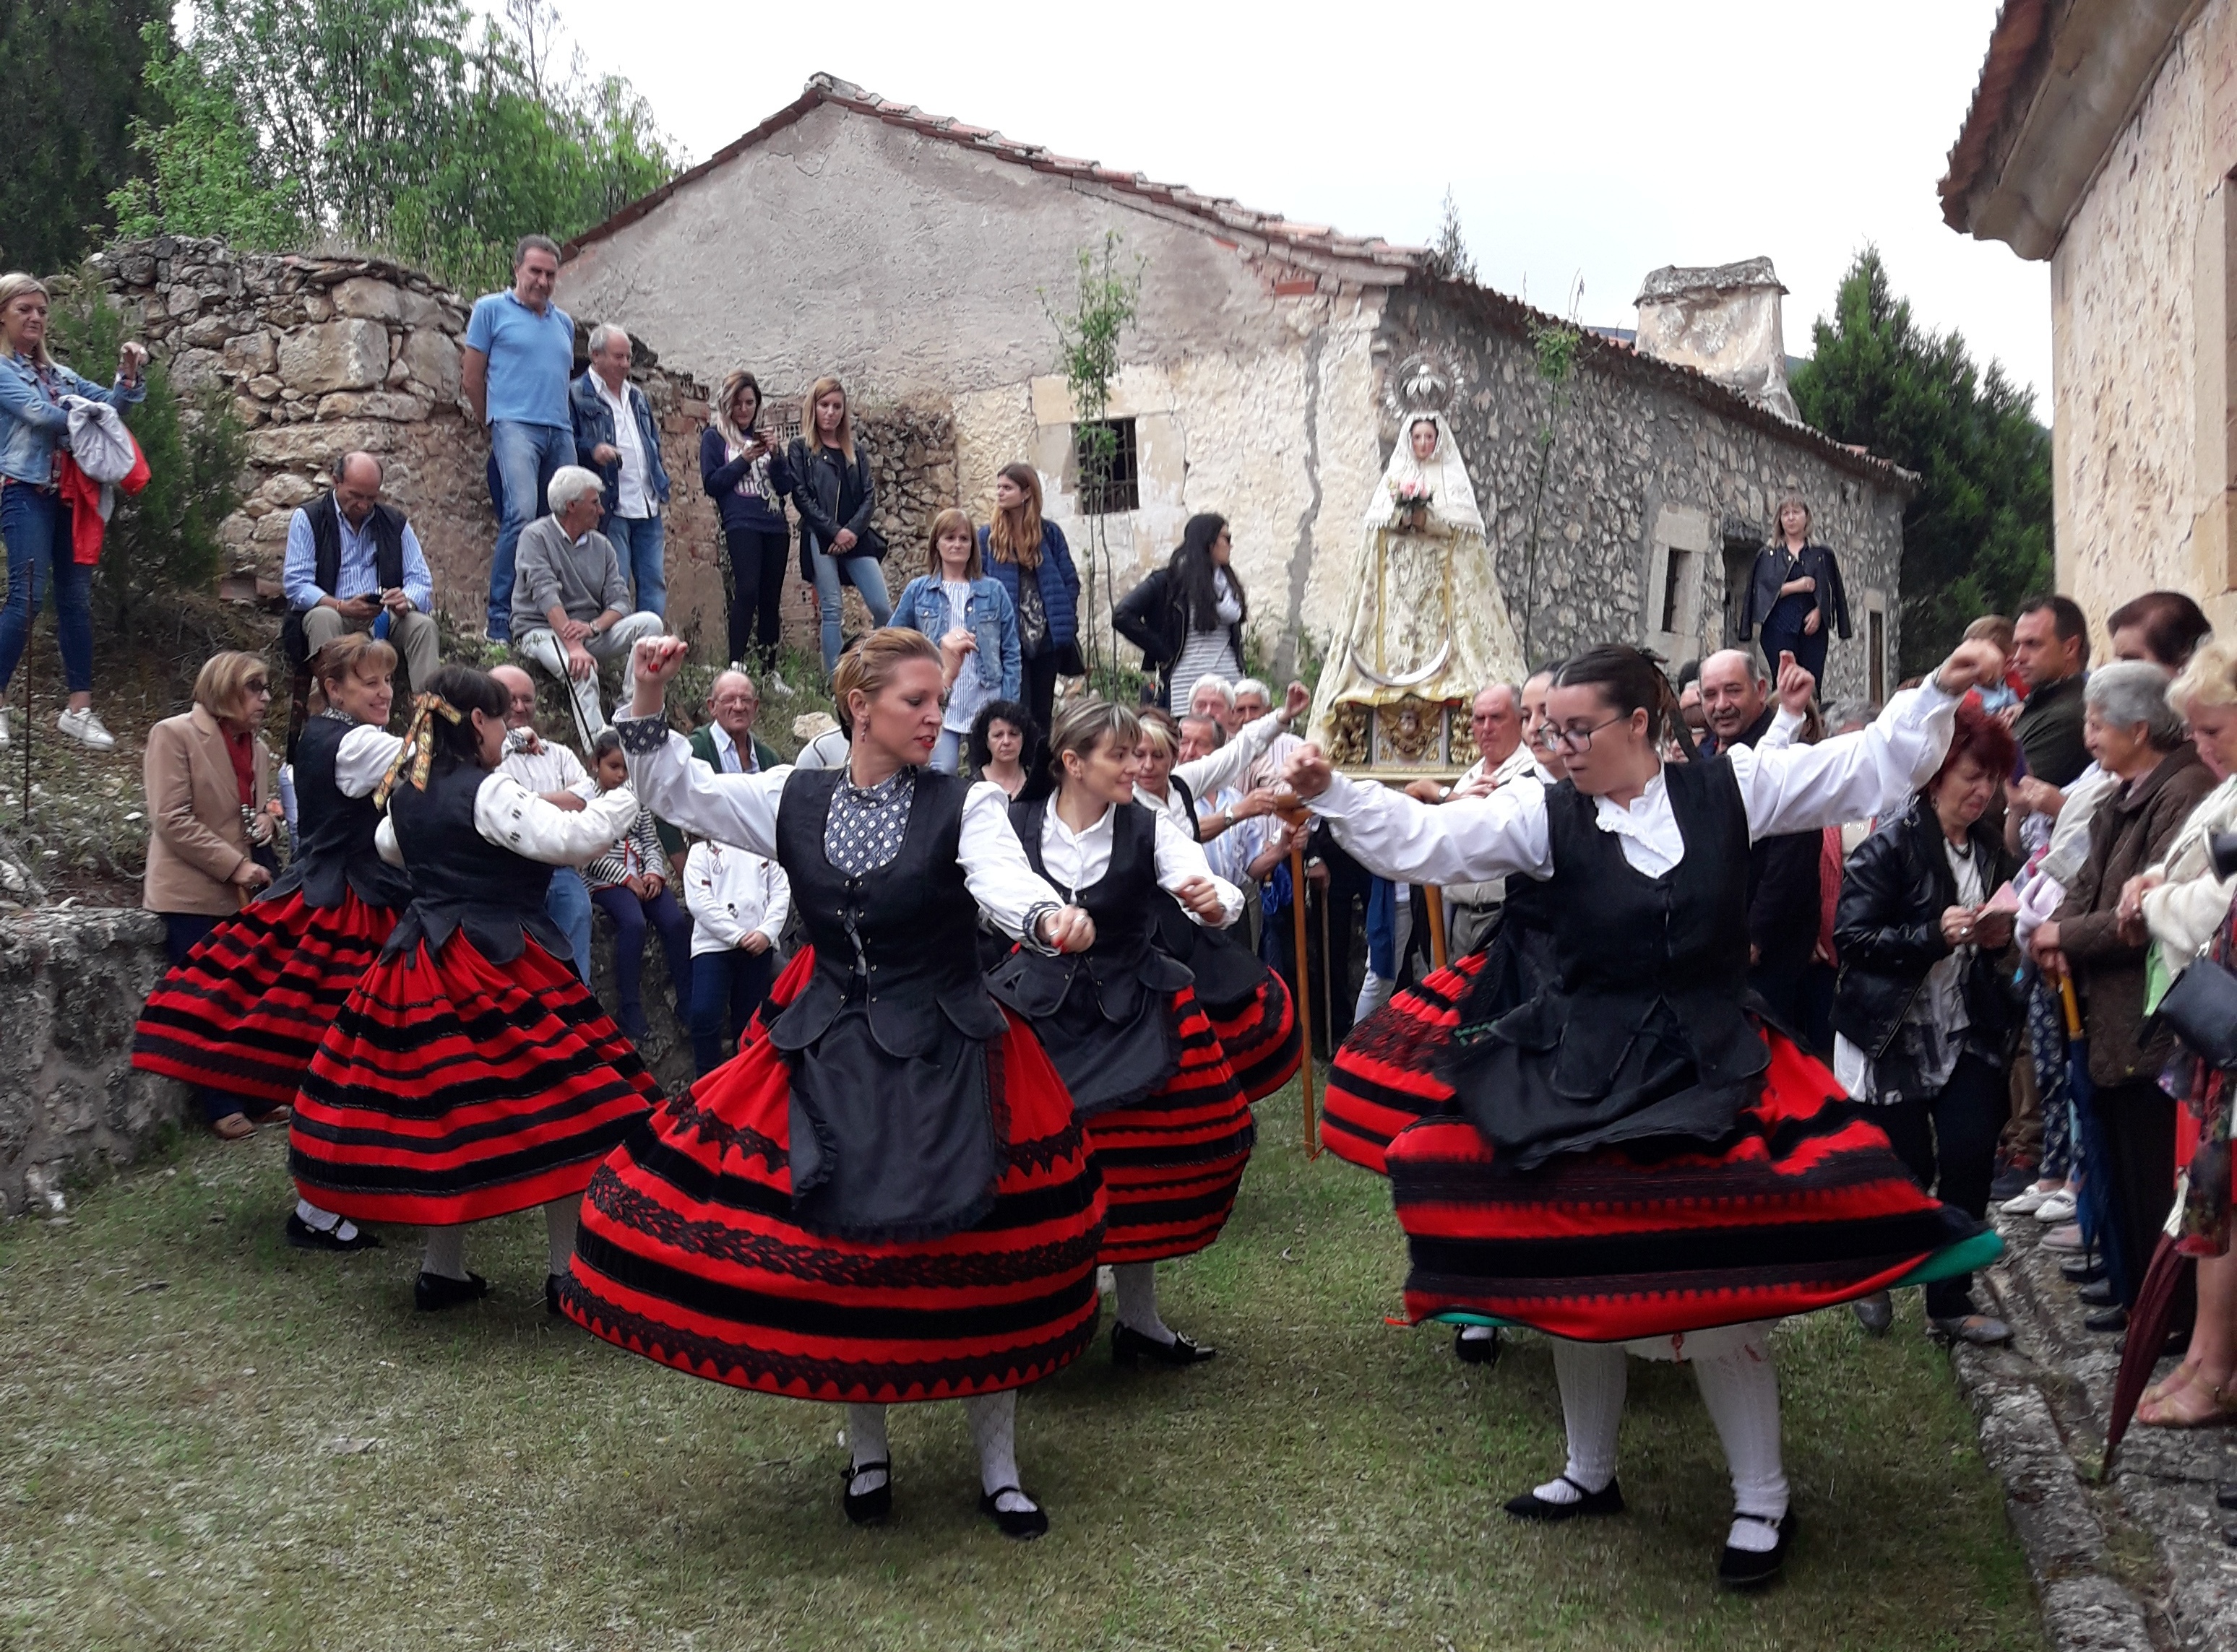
top-left (2, 1087), bottom-right (2040, 1652)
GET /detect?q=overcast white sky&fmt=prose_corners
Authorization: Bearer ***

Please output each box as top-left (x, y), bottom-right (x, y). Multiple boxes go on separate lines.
top-left (558, 0), bottom-right (2051, 417)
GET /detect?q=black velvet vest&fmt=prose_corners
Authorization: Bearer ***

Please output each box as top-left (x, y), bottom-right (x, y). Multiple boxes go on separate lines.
top-left (270, 715), bottom-right (411, 911)
top-left (770, 766), bottom-right (1007, 1057)
top-left (988, 797), bottom-right (1191, 1022)
top-left (384, 762), bottom-right (565, 963)
top-left (1540, 758), bottom-right (1751, 999)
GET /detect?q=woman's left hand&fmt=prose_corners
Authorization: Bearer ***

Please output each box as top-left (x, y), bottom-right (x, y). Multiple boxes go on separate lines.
top-left (1802, 609), bottom-right (1821, 636)
top-left (118, 341), bottom-right (148, 380)
top-left (1280, 680), bottom-right (1311, 723)
top-left (1172, 875), bottom-right (1225, 920)
top-left (1039, 904), bottom-right (1096, 953)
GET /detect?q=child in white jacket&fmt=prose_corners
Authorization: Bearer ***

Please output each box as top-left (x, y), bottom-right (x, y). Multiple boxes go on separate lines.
top-left (682, 836), bottom-right (790, 1077)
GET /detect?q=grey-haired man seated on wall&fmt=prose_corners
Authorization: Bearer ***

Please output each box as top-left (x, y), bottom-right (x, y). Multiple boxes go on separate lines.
top-left (510, 464), bottom-right (665, 748)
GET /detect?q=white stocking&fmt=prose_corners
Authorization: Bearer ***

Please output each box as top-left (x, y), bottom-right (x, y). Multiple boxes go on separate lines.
top-left (420, 1224), bottom-right (468, 1281)
top-left (1535, 1339), bottom-right (1626, 1502)
top-left (543, 1198), bottom-right (579, 1276)
top-left (843, 1403), bottom-right (889, 1495)
top-left (1113, 1263), bottom-right (1172, 1342)
top-left (1691, 1343), bottom-right (1789, 1549)
top-left (296, 1198), bottom-right (362, 1245)
top-left (962, 1391), bottom-right (1035, 1514)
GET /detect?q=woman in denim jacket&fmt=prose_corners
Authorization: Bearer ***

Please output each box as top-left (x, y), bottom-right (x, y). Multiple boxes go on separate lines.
top-left (892, 509), bottom-right (1021, 773)
top-left (0, 273), bottom-right (149, 751)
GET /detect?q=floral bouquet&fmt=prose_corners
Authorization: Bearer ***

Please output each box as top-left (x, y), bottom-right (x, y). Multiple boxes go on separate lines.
top-left (1388, 479), bottom-right (1435, 516)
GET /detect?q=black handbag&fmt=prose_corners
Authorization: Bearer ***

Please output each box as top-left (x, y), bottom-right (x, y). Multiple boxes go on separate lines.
top-left (2158, 957), bottom-right (2237, 1070)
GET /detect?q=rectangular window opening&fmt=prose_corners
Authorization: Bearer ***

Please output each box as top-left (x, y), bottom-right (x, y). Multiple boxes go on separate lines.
top-left (1075, 418), bottom-right (1139, 516)
top-left (1869, 607), bottom-right (1887, 706)
top-left (1659, 548), bottom-right (1694, 634)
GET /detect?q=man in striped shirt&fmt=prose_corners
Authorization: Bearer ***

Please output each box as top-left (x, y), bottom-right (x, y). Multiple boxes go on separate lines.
top-left (491, 663), bottom-right (595, 982)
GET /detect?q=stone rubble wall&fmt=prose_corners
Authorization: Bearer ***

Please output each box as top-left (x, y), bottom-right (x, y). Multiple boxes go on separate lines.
top-left (85, 236), bottom-right (962, 674)
top-left (0, 903), bottom-right (696, 1220)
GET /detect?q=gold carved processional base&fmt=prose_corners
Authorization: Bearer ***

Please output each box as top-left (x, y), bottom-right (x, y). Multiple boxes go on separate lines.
top-left (1324, 696), bottom-right (1478, 784)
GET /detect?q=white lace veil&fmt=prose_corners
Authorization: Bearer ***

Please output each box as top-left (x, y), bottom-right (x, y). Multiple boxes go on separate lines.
top-left (1366, 410), bottom-right (1485, 532)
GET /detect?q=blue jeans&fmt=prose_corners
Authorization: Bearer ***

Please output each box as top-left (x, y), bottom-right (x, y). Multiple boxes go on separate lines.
top-left (689, 945), bottom-right (776, 1076)
top-left (487, 421), bottom-right (573, 640)
top-left (601, 511), bottom-right (667, 618)
top-left (0, 483), bottom-right (92, 693)
top-left (592, 883), bottom-right (694, 1039)
top-left (808, 545), bottom-right (892, 674)
top-left (546, 868), bottom-right (593, 985)
top-left (931, 727), bottom-right (965, 774)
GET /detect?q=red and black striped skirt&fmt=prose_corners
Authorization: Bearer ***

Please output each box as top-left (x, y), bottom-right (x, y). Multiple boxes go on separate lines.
top-left (560, 948), bottom-right (1108, 1403)
top-left (1085, 985), bottom-right (1257, 1266)
top-left (1203, 969), bottom-right (1302, 1104)
top-left (132, 888), bottom-right (395, 1107)
top-left (290, 930), bottom-right (660, 1225)
top-left (1322, 951), bottom-right (1489, 1174)
top-left (1388, 1029), bottom-right (1989, 1341)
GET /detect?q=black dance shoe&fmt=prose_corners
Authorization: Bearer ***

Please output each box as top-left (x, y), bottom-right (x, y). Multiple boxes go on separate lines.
top-left (2084, 1306), bottom-right (2129, 1334)
top-left (1111, 1323), bottom-right (1216, 1367)
top-left (1504, 1476), bottom-right (1625, 1521)
top-left (546, 1273), bottom-right (566, 1317)
top-left (978, 1487), bottom-right (1048, 1541)
top-left (2061, 1256), bottom-right (2108, 1284)
top-left (284, 1213), bottom-right (382, 1253)
top-left (413, 1271), bottom-right (492, 1312)
top-left (1717, 1510), bottom-right (1795, 1589)
top-left (842, 1461), bottom-right (892, 1526)
top-left (1454, 1326), bottom-right (1502, 1366)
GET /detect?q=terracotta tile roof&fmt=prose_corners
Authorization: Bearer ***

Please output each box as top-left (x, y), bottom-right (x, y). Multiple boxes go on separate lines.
top-left (561, 73), bottom-right (1425, 273)
top-left (1937, 0), bottom-right (2053, 232)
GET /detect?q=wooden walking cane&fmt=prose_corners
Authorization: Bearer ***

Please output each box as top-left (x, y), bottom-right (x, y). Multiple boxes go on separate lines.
top-left (1422, 885), bottom-right (1449, 972)
top-left (1280, 803), bottom-right (1322, 1158)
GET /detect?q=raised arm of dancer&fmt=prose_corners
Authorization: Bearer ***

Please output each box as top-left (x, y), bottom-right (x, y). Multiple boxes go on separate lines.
top-left (615, 716), bottom-right (790, 860)
top-left (335, 726), bottom-right (408, 797)
top-left (475, 772), bottom-right (642, 866)
top-left (1152, 808), bottom-right (1244, 927)
top-left (1296, 765), bottom-right (1553, 888)
top-left (1730, 673), bottom-right (1965, 841)
top-left (959, 781), bottom-right (1069, 945)
top-left (1173, 682), bottom-right (1311, 798)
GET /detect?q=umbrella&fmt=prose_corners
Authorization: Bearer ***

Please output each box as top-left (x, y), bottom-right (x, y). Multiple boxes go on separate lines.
top-left (2102, 1232), bottom-right (2192, 1476)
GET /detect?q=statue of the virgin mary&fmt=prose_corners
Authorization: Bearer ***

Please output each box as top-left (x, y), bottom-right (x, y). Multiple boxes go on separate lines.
top-left (1308, 408), bottom-right (1527, 777)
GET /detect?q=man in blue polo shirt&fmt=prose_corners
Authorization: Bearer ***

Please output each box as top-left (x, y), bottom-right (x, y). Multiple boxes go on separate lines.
top-left (465, 233), bottom-right (575, 644)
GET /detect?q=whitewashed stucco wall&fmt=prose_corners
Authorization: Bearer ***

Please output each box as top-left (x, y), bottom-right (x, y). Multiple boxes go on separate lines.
top-left (2049, 0), bottom-right (2237, 642)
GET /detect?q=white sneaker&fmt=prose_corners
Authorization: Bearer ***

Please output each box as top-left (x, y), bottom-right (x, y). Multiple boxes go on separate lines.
top-left (0, 707), bottom-right (11, 748)
top-left (765, 670), bottom-right (796, 701)
top-left (2033, 1189), bottom-right (2078, 1224)
top-left (1999, 1184), bottom-right (2049, 1216)
top-left (55, 706), bottom-right (115, 751)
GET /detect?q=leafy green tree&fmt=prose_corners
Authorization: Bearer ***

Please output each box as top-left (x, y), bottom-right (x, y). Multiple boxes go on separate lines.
top-left (107, 0), bottom-right (678, 292)
top-left (0, 0), bottom-right (168, 273)
top-left (1791, 248), bottom-right (2052, 673)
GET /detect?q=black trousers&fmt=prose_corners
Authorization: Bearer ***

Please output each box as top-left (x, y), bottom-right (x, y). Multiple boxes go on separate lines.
top-left (1021, 648), bottom-right (1061, 743)
top-left (2095, 1078), bottom-right (2178, 1312)
top-left (723, 525), bottom-right (790, 671)
top-left (1877, 1052), bottom-right (2004, 1318)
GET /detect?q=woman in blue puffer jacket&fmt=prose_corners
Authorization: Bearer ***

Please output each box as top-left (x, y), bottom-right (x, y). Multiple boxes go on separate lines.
top-left (0, 272), bottom-right (149, 751)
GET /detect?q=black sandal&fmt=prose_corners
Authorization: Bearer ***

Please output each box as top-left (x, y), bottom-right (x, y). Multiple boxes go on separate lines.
top-left (1717, 1510), bottom-right (1795, 1588)
top-left (978, 1485), bottom-right (1048, 1540)
top-left (842, 1461), bottom-right (892, 1526)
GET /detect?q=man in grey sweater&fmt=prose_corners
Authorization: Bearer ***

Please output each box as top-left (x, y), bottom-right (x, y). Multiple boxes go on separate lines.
top-left (511, 464), bottom-right (663, 746)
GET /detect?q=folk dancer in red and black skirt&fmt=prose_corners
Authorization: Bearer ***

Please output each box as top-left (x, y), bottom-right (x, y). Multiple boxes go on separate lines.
top-left (1323, 665), bottom-right (1570, 1367)
top-left (290, 665), bottom-right (660, 1314)
top-left (1278, 639), bottom-right (2012, 1589)
top-left (134, 634), bottom-right (408, 1255)
top-left (987, 699), bottom-right (1250, 1368)
top-left (563, 629), bottom-right (1105, 1541)
top-left (1132, 688), bottom-right (1309, 1102)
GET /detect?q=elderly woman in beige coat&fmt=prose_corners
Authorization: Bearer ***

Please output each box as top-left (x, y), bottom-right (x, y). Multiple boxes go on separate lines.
top-left (141, 650), bottom-right (283, 1140)
top-left (2120, 639), bottom-right (2237, 1427)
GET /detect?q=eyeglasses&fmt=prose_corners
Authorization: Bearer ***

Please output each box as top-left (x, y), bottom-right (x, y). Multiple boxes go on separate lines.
top-left (246, 680), bottom-right (272, 696)
top-left (1547, 714), bottom-right (1629, 753)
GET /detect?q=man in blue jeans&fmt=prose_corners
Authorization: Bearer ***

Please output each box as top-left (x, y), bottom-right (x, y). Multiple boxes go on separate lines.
top-left (570, 324), bottom-right (671, 616)
top-left (465, 235), bottom-right (576, 644)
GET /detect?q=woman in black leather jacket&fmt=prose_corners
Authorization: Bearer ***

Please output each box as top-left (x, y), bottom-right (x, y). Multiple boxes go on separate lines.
top-left (1832, 700), bottom-right (2021, 1344)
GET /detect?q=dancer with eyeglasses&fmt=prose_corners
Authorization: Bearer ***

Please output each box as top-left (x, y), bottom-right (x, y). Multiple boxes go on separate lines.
top-left (1280, 638), bottom-right (2009, 1588)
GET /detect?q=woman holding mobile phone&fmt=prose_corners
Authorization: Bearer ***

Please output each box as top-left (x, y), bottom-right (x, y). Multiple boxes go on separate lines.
top-left (702, 370), bottom-right (796, 689)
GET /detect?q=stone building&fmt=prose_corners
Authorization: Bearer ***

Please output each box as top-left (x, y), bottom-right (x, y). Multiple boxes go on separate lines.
top-left (1941, 0), bottom-right (2237, 641)
top-left (561, 74), bottom-right (1912, 701)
